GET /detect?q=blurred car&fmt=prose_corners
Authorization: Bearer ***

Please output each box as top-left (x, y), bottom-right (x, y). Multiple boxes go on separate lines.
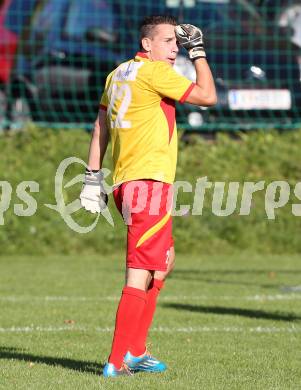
top-left (277, 2), bottom-right (301, 49)
top-left (258, 0), bottom-right (301, 48)
top-left (0, 0), bottom-right (17, 128)
top-left (5, 0), bottom-right (121, 128)
top-left (161, 0), bottom-right (301, 130)
top-left (1, 0), bottom-right (39, 128)
top-left (258, 0), bottom-right (301, 80)
top-left (2, 0), bottom-right (301, 131)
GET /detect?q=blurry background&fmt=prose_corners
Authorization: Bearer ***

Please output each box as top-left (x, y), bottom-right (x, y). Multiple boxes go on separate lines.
top-left (1, 0), bottom-right (301, 257)
top-left (0, 0), bottom-right (301, 132)
top-left (1, 4), bottom-right (301, 387)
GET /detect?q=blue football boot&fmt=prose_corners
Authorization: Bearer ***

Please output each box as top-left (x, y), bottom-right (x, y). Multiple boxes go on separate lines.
top-left (103, 362), bottom-right (133, 377)
top-left (124, 350), bottom-right (167, 373)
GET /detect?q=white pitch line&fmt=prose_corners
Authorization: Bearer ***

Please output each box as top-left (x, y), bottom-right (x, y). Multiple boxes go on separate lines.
top-left (0, 326), bottom-right (87, 333)
top-left (0, 294), bottom-right (300, 302)
top-left (0, 296), bottom-right (119, 302)
top-left (0, 325), bottom-right (300, 334)
top-left (151, 326), bottom-right (301, 334)
top-left (162, 294), bottom-right (301, 302)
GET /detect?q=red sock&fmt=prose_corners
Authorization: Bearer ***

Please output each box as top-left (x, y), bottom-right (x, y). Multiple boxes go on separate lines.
top-left (129, 278), bottom-right (164, 356)
top-left (108, 286), bottom-right (146, 369)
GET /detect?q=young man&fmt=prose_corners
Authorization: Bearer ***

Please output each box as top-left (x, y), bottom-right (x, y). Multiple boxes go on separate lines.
top-left (80, 15), bottom-right (216, 377)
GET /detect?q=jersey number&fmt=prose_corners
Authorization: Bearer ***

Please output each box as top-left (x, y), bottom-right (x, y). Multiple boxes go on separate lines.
top-left (109, 61), bottom-right (143, 129)
top-left (110, 84), bottom-right (131, 129)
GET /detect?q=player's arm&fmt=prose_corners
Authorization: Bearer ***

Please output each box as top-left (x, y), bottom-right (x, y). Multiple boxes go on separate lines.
top-left (175, 24), bottom-right (217, 107)
top-left (87, 108), bottom-right (109, 170)
top-left (186, 58), bottom-right (217, 106)
top-left (80, 109), bottom-right (109, 213)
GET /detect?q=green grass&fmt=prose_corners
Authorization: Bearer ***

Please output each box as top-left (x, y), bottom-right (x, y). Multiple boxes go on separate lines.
top-left (0, 253), bottom-right (300, 389)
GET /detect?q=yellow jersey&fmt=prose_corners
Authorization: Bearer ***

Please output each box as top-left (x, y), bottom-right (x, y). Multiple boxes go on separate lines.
top-left (100, 52), bottom-right (194, 185)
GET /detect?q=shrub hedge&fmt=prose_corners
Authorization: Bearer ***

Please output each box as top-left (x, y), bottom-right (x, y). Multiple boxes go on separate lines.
top-left (1, 126), bottom-right (301, 255)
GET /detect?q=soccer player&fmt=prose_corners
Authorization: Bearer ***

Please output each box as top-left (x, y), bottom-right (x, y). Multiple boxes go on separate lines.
top-left (80, 16), bottom-right (216, 377)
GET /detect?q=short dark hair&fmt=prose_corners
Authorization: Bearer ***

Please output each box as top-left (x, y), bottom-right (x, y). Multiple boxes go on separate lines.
top-left (139, 15), bottom-right (177, 43)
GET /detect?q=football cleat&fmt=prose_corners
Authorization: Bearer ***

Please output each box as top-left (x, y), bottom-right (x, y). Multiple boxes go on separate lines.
top-left (124, 350), bottom-right (167, 373)
top-left (103, 362), bottom-right (133, 377)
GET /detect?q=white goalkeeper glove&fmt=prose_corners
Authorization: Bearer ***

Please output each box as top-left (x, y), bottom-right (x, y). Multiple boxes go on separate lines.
top-left (80, 169), bottom-right (108, 214)
top-left (175, 24), bottom-right (206, 61)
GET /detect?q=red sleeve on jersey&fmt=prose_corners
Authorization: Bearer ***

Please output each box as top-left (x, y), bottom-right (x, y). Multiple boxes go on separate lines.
top-left (160, 97), bottom-right (175, 144)
top-left (179, 82), bottom-right (196, 104)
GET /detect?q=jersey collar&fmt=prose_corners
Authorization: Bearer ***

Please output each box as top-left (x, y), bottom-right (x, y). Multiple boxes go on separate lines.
top-left (135, 51), bottom-right (150, 61)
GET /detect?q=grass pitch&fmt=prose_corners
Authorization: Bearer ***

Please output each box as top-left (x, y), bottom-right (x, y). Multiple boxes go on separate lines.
top-left (0, 253), bottom-right (300, 389)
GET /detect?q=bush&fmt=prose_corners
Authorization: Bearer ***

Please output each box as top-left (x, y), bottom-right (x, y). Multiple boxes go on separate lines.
top-left (1, 126), bottom-right (301, 255)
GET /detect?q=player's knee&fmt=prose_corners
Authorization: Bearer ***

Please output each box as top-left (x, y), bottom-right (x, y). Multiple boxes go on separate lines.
top-left (167, 259), bottom-right (175, 275)
top-left (153, 248), bottom-right (175, 280)
top-left (126, 268), bottom-right (152, 291)
top-left (166, 249), bottom-right (175, 277)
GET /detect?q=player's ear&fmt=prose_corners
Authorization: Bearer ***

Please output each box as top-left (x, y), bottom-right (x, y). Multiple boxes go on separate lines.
top-left (141, 37), bottom-right (152, 52)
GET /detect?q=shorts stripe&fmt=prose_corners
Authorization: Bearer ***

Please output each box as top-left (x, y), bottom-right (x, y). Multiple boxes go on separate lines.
top-left (136, 211), bottom-right (171, 248)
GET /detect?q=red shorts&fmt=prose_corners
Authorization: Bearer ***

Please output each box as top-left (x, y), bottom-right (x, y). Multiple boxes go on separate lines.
top-left (113, 180), bottom-right (174, 271)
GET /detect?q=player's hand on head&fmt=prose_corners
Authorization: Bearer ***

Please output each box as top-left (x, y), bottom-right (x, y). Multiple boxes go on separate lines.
top-left (175, 24), bottom-right (206, 61)
top-left (80, 169), bottom-right (108, 214)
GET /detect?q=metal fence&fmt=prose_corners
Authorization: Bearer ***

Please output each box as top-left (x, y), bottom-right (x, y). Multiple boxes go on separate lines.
top-left (0, 0), bottom-right (301, 131)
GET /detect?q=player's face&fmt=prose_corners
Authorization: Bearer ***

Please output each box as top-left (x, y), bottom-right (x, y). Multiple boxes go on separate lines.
top-left (147, 24), bottom-right (179, 65)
